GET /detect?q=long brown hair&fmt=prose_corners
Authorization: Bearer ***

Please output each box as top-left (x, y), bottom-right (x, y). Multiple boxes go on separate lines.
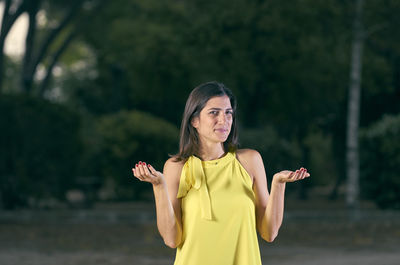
top-left (173, 81), bottom-right (239, 162)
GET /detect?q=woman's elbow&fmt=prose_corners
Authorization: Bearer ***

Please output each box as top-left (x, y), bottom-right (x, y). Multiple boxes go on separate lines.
top-left (261, 232), bottom-right (278, 243)
top-left (164, 239), bottom-right (178, 248)
top-left (163, 237), bottom-right (182, 249)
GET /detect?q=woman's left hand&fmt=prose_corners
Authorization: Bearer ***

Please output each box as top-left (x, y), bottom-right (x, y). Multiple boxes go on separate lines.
top-left (273, 168), bottom-right (310, 183)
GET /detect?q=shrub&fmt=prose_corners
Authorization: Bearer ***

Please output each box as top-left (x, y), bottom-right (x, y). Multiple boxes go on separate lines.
top-left (239, 126), bottom-right (302, 184)
top-left (360, 114), bottom-right (400, 209)
top-left (0, 95), bottom-right (81, 209)
top-left (95, 110), bottom-right (179, 200)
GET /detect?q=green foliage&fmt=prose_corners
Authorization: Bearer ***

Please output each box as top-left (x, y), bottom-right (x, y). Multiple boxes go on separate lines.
top-left (80, 0), bottom-right (353, 130)
top-left (360, 114), bottom-right (400, 209)
top-left (303, 130), bottom-right (337, 186)
top-left (241, 126), bottom-right (338, 196)
top-left (95, 110), bottom-right (179, 200)
top-left (0, 94), bottom-right (81, 209)
top-left (240, 126), bottom-right (302, 177)
top-left (2, 0), bottom-right (400, 205)
top-left (2, 57), bottom-right (20, 94)
top-left (72, 0), bottom-right (398, 203)
top-left (361, 0), bottom-right (400, 126)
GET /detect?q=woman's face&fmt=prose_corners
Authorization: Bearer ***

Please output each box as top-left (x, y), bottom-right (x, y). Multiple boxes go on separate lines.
top-left (191, 95), bottom-right (233, 145)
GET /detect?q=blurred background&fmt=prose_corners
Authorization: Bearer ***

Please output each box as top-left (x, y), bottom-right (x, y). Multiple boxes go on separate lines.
top-left (0, 0), bottom-right (399, 264)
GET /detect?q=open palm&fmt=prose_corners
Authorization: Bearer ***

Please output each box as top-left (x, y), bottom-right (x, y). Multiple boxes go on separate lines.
top-left (273, 167), bottom-right (310, 183)
top-left (132, 161), bottom-right (164, 186)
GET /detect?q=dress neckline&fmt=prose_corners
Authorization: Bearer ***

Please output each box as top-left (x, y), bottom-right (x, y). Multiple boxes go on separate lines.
top-left (196, 151), bottom-right (234, 168)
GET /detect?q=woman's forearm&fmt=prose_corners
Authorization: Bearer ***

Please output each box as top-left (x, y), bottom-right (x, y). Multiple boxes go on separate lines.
top-left (152, 182), bottom-right (182, 248)
top-left (262, 179), bottom-right (286, 242)
top-left (259, 168), bottom-right (309, 242)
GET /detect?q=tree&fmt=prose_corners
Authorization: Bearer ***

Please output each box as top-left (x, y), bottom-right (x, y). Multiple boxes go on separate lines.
top-left (0, 0), bottom-right (104, 95)
top-left (78, 0), bottom-right (354, 200)
top-left (0, 94), bottom-right (82, 209)
top-left (345, 0), bottom-right (364, 209)
top-left (0, 0), bottom-right (26, 92)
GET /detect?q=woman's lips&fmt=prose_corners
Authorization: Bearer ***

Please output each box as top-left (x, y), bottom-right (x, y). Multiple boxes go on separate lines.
top-left (215, 129), bottom-right (228, 133)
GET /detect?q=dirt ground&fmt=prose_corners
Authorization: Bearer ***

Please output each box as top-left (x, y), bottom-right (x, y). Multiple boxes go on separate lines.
top-left (1, 199), bottom-right (399, 265)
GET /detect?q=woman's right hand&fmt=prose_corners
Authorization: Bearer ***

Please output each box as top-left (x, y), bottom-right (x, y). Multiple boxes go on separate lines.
top-left (132, 161), bottom-right (165, 186)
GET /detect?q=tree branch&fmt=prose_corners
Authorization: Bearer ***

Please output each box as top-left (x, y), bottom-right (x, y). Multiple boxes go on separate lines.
top-left (0, 0), bottom-right (26, 40)
top-left (39, 31), bottom-right (77, 96)
top-left (37, 0), bottom-right (107, 96)
top-left (29, 0), bottom-right (84, 81)
top-left (22, 0), bottom-right (40, 93)
top-left (0, 0), bottom-right (27, 92)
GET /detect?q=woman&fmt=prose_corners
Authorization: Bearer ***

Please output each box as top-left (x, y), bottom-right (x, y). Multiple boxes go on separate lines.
top-left (132, 81), bottom-right (310, 265)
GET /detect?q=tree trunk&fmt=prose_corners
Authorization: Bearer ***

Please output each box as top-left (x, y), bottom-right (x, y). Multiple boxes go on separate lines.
top-left (346, 0), bottom-right (364, 209)
top-left (1, 0), bottom-right (104, 95)
top-left (29, 0), bottom-right (83, 95)
top-left (37, 0), bottom-right (105, 96)
top-left (21, 0), bottom-right (40, 94)
top-left (0, 0), bottom-right (26, 93)
top-left (39, 31), bottom-right (76, 96)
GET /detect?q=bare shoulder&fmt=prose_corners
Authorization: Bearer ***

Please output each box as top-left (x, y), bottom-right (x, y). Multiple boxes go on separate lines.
top-left (236, 149), bottom-right (265, 178)
top-left (163, 157), bottom-right (186, 180)
top-left (236, 148), bottom-right (262, 163)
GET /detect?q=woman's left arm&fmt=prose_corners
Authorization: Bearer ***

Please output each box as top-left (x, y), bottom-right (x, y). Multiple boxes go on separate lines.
top-left (263, 168), bottom-right (309, 242)
top-left (240, 149), bottom-right (310, 242)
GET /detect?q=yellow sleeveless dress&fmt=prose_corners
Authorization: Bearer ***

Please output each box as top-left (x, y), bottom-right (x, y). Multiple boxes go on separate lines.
top-left (174, 151), bottom-right (262, 265)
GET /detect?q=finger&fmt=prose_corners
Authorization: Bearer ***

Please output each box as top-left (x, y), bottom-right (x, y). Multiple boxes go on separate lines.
top-left (148, 164), bottom-right (157, 175)
top-left (299, 168), bottom-right (306, 179)
top-left (136, 162), bottom-right (147, 180)
top-left (133, 164), bottom-right (139, 177)
top-left (286, 171), bottom-right (296, 182)
top-left (133, 165), bottom-right (144, 181)
top-left (137, 161), bottom-right (145, 176)
top-left (142, 162), bottom-right (153, 177)
top-left (303, 168), bottom-right (309, 179)
top-left (302, 168), bottom-right (308, 179)
top-left (295, 169), bottom-right (304, 180)
top-left (140, 162), bottom-right (154, 181)
top-left (141, 163), bottom-right (152, 180)
top-left (301, 168), bottom-right (310, 179)
top-left (301, 168), bottom-right (307, 179)
top-left (293, 169), bottom-right (300, 180)
top-left (132, 167), bottom-right (140, 178)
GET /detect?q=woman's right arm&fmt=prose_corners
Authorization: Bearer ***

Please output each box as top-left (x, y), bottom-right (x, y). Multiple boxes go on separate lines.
top-left (132, 158), bottom-right (184, 248)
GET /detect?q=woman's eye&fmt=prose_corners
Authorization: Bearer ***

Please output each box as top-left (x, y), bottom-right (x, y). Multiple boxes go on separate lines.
top-left (210, 111), bottom-right (218, 115)
top-left (226, 111), bottom-right (233, 115)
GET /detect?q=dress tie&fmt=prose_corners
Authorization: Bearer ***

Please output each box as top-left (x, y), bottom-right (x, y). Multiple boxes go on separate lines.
top-left (177, 156), bottom-right (212, 220)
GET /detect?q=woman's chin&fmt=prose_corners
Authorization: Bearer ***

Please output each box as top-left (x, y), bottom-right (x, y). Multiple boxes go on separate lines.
top-left (216, 135), bottom-right (229, 142)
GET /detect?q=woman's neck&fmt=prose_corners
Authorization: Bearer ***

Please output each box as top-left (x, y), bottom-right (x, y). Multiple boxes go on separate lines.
top-left (198, 142), bottom-right (225, 161)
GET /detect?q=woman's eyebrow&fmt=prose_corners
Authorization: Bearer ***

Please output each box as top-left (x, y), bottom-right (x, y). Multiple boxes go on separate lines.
top-left (207, 107), bottom-right (233, 111)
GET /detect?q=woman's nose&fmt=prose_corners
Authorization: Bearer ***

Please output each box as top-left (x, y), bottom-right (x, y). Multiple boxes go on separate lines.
top-left (218, 113), bottom-right (227, 123)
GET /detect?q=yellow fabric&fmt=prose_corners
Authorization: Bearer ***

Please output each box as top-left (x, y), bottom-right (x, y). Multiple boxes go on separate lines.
top-left (174, 151), bottom-right (262, 265)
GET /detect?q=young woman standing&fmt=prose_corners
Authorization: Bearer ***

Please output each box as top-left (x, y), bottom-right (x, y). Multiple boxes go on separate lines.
top-left (132, 81), bottom-right (310, 265)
